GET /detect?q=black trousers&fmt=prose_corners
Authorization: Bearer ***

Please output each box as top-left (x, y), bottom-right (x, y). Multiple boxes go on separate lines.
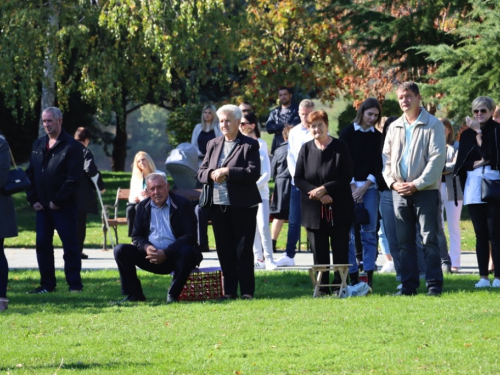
top-left (114, 243), bottom-right (202, 299)
top-left (210, 205), bottom-right (258, 297)
top-left (126, 203), bottom-right (137, 237)
top-left (468, 203), bottom-right (500, 277)
top-left (306, 220), bottom-right (350, 288)
top-left (77, 210), bottom-right (87, 253)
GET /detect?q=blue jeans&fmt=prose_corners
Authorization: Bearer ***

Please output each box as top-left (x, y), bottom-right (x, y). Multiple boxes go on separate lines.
top-left (348, 188), bottom-right (379, 273)
top-left (392, 190), bottom-right (443, 294)
top-left (285, 185), bottom-right (301, 258)
top-left (36, 204), bottom-right (82, 291)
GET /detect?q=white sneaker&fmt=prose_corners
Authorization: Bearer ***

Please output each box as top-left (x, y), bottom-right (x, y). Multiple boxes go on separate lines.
top-left (265, 261), bottom-right (278, 271)
top-left (475, 278), bottom-right (491, 288)
top-left (380, 261), bottom-right (395, 273)
top-left (275, 255), bottom-right (295, 267)
top-left (254, 259), bottom-right (265, 269)
top-left (397, 284), bottom-right (402, 290)
top-left (492, 279), bottom-right (500, 288)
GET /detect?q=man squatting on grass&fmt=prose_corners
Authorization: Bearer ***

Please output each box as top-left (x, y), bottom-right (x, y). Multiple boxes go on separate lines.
top-left (114, 173), bottom-right (203, 304)
top-left (382, 82), bottom-right (446, 296)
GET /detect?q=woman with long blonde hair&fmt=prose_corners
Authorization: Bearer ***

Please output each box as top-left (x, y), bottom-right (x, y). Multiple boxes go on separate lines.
top-left (191, 105), bottom-right (222, 162)
top-left (127, 151), bottom-right (165, 236)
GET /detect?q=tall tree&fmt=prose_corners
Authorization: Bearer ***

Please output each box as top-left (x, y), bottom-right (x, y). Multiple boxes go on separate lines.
top-left (417, 0), bottom-right (500, 119)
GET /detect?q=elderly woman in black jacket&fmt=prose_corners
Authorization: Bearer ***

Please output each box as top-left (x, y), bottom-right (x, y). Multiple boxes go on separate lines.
top-left (197, 104), bottom-right (261, 300)
top-left (454, 96), bottom-right (500, 288)
top-left (294, 110), bottom-right (354, 294)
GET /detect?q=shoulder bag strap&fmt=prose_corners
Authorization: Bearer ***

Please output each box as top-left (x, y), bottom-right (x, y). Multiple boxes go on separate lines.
top-left (9, 147), bottom-right (17, 169)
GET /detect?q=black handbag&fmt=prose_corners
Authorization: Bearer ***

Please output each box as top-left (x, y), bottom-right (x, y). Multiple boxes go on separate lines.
top-left (354, 202), bottom-right (370, 225)
top-left (481, 128), bottom-right (500, 203)
top-left (198, 183), bottom-right (212, 208)
top-left (1, 147), bottom-right (31, 195)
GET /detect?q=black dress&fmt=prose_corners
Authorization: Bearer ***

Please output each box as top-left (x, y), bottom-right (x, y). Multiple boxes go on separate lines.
top-left (270, 141), bottom-right (291, 220)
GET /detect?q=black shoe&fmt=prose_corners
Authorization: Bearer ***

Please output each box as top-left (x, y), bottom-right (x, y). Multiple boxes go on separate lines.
top-left (367, 270), bottom-right (374, 288)
top-left (27, 286), bottom-right (55, 294)
top-left (349, 272), bottom-right (359, 286)
top-left (427, 287), bottom-right (442, 297)
top-left (114, 294), bottom-right (147, 304)
top-left (199, 245), bottom-right (210, 252)
top-left (81, 252), bottom-right (89, 259)
top-left (166, 294), bottom-right (178, 304)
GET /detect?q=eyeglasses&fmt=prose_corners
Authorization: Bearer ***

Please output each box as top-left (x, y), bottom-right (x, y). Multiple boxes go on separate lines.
top-left (473, 109), bottom-right (488, 114)
top-left (241, 109), bottom-right (252, 113)
top-left (240, 122), bottom-right (251, 126)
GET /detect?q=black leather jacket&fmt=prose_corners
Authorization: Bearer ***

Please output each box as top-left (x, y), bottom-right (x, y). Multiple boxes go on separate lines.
top-left (25, 130), bottom-right (83, 208)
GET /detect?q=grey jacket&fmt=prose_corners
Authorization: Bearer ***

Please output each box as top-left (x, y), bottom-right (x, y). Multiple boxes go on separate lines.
top-left (0, 136), bottom-right (18, 239)
top-left (383, 108), bottom-right (446, 191)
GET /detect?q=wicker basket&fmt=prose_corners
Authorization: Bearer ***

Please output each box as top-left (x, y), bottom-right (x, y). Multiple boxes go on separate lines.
top-left (178, 267), bottom-right (223, 301)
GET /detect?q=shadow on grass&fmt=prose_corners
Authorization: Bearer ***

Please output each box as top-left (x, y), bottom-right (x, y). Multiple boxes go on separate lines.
top-left (0, 361), bottom-right (149, 373)
top-left (5, 270), bottom-right (500, 314)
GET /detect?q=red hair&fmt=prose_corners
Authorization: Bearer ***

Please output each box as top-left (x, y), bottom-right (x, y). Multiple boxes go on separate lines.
top-left (306, 110), bottom-right (328, 125)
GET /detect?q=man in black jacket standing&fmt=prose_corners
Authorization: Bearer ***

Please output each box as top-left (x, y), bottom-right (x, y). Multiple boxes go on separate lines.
top-left (114, 173), bottom-right (203, 304)
top-left (25, 107), bottom-right (84, 293)
top-left (265, 87), bottom-right (301, 155)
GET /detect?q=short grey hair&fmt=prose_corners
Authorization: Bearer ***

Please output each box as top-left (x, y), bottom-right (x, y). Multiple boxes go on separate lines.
top-left (145, 173), bottom-right (168, 184)
top-left (299, 99), bottom-right (315, 109)
top-left (472, 96), bottom-right (496, 112)
top-left (43, 107), bottom-right (63, 120)
top-left (217, 104), bottom-right (242, 121)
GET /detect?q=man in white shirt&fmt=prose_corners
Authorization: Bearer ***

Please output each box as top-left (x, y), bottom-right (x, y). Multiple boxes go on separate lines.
top-left (275, 99), bottom-right (315, 266)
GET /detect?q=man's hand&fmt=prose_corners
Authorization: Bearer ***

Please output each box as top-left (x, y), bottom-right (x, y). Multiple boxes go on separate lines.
top-left (396, 182), bottom-right (418, 196)
top-left (145, 245), bottom-right (166, 264)
top-left (33, 202), bottom-right (44, 211)
top-left (308, 186), bottom-right (326, 200)
top-left (49, 201), bottom-right (60, 210)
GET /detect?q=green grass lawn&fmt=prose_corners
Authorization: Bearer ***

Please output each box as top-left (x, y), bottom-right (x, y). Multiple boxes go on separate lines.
top-left (2, 270), bottom-right (500, 374)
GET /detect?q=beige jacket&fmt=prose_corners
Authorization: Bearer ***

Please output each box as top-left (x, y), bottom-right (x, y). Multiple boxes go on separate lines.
top-left (383, 108), bottom-right (446, 191)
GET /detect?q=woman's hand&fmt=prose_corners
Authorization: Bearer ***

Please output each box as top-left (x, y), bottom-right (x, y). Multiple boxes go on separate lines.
top-left (473, 158), bottom-right (490, 169)
top-left (211, 168), bottom-right (229, 183)
top-left (308, 186), bottom-right (326, 200)
top-left (320, 194), bottom-right (332, 204)
top-left (465, 116), bottom-right (481, 132)
top-left (352, 181), bottom-right (372, 202)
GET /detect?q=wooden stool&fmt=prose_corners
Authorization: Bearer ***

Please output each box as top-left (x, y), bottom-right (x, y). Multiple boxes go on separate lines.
top-left (308, 264), bottom-right (352, 298)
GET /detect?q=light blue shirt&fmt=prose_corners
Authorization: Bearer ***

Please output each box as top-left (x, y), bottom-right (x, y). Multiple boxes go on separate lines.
top-left (148, 197), bottom-right (176, 250)
top-left (400, 109), bottom-right (423, 181)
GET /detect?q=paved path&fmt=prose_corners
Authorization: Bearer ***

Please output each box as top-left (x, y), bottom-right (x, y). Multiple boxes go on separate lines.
top-left (5, 248), bottom-right (480, 274)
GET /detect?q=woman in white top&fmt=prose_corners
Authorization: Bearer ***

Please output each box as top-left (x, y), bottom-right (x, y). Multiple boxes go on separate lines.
top-left (239, 112), bottom-right (277, 270)
top-left (127, 151), bottom-right (165, 236)
top-left (191, 105), bottom-right (222, 163)
top-left (439, 118), bottom-right (463, 272)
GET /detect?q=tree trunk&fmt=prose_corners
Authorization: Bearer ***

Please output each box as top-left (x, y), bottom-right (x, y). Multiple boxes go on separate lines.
top-left (111, 111), bottom-right (127, 171)
top-left (39, 1), bottom-right (58, 137)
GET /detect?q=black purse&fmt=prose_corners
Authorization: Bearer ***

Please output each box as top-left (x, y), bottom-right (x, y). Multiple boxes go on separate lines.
top-left (481, 128), bottom-right (500, 203)
top-left (1, 147), bottom-right (31, 195)
top-left (354, 202), bottom-right (370, 225)
top-left (198, 183), bottom-right (212, 208)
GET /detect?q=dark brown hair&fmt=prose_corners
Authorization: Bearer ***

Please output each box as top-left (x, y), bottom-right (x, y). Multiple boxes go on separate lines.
top-left (74, 127), bottom-right (91, 142)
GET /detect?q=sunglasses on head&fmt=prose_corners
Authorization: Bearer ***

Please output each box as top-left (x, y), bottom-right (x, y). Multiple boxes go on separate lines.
top-left (473, 109), bottom-right (488, 114)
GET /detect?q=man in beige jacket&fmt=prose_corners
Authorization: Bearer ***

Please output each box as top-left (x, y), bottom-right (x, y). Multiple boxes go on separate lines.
top-left (383, 82), bottom-right (446, 296)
